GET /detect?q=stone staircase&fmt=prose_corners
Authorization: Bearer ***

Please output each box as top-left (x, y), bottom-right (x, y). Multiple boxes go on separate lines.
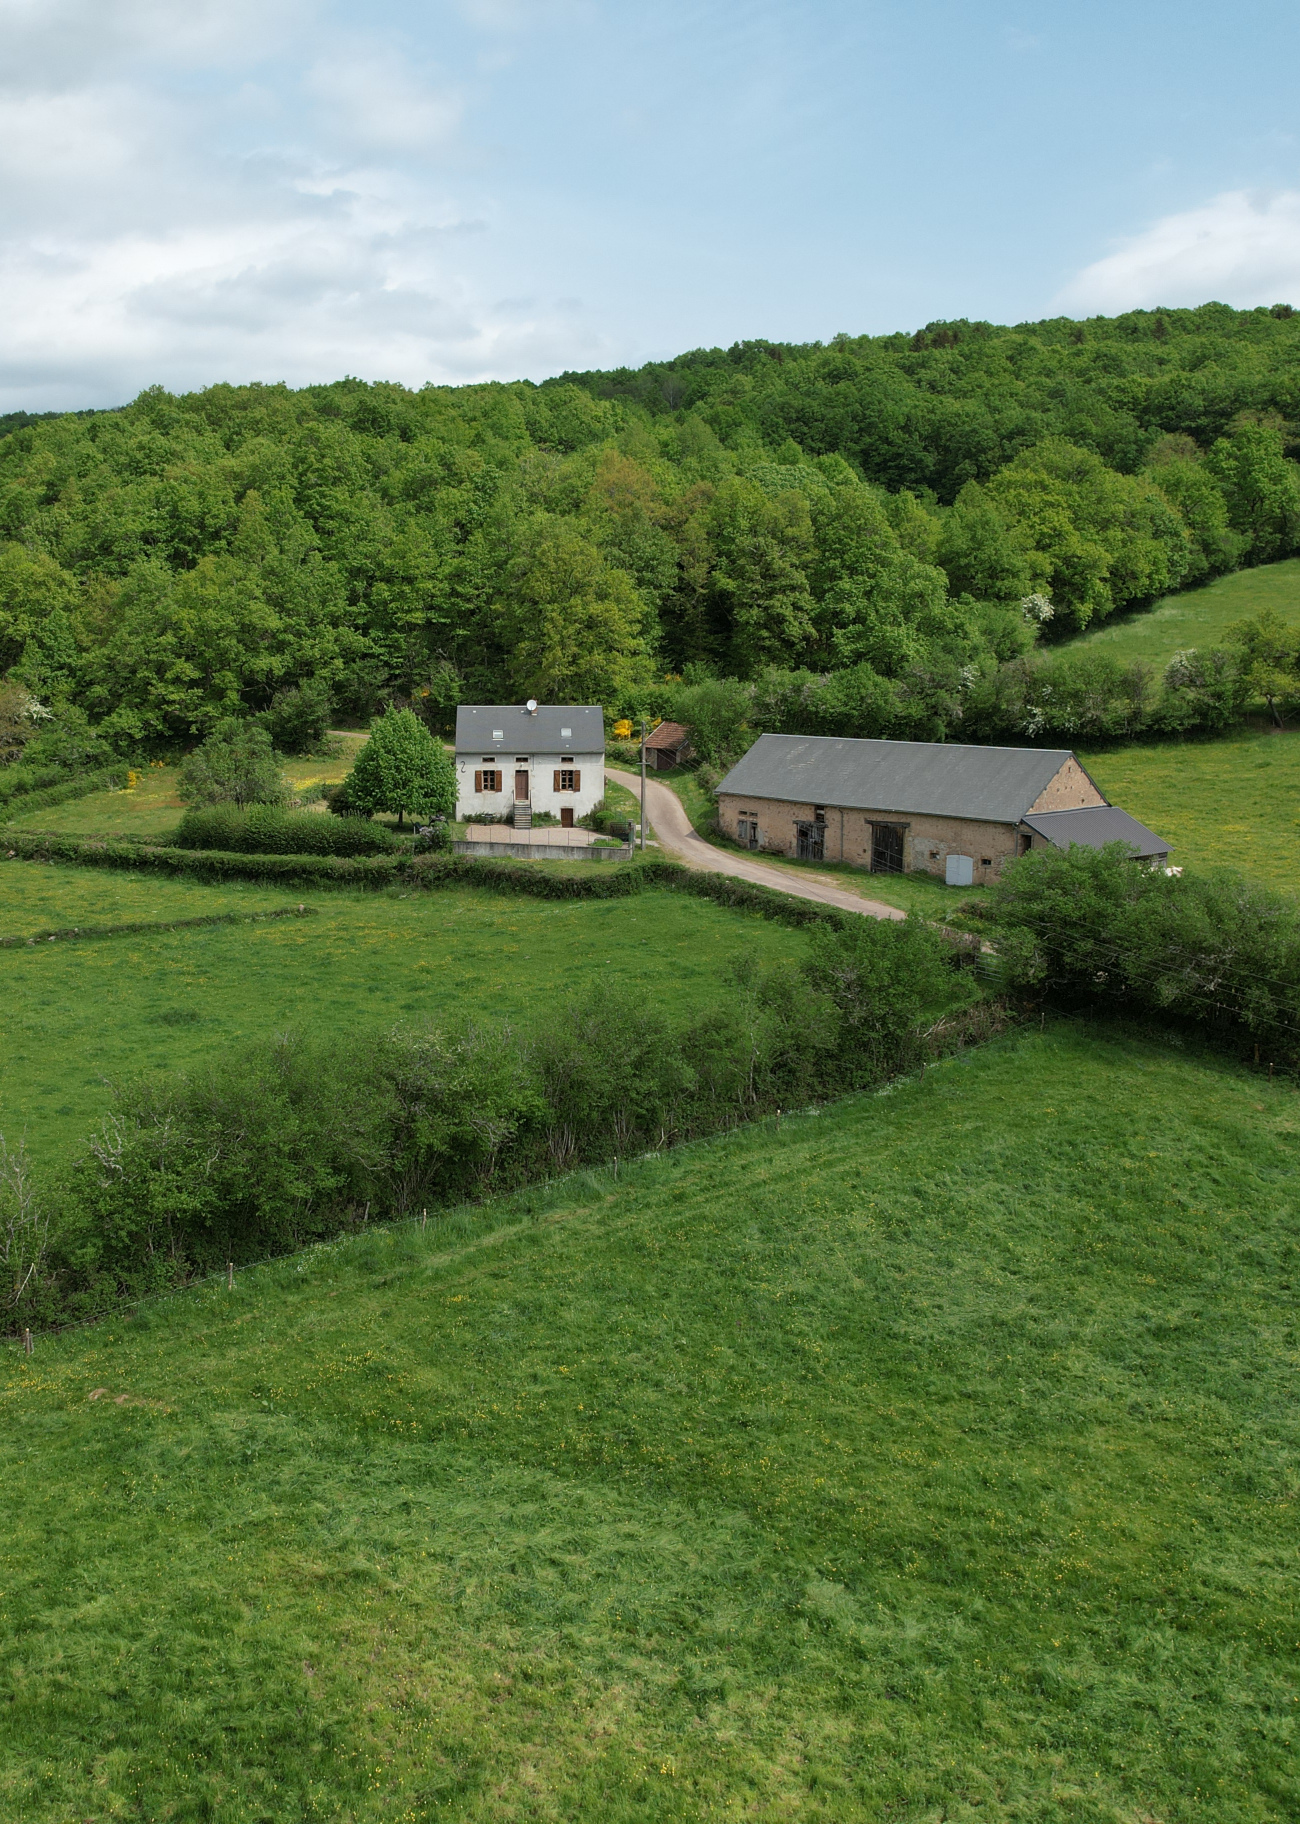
top-left (512, 800), bottom-right (532, 832)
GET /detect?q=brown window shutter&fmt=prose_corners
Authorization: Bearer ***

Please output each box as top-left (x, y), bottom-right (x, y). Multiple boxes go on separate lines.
top-left (553, 770), bottom-right (562, 791)
top-left (573, 769), bottom-right (580, 791)
top-left (474, 770), bottom-right (482, 792)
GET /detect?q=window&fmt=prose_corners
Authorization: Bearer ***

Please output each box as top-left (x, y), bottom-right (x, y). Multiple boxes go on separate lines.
top-left (560, 726), bottom-right (572, 737)
top-left (474, 768), bottom-right (501, 792)
top-left (491, 728), bottom-right (504, 739)
top-left (737, 818), bottom-right (759, 850)
top-left (560, 755), bottom-right (574, 764)
top-left (980, 857), bottom-right (992, 867)
top-left (813, 805), bottom-right (826, 824)
top-left (556, 768), bottom-right (578, 791)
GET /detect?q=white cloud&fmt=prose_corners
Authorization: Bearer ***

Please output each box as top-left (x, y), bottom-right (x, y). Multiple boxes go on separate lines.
top-left (0, 1), bottom-right (620, 407)
top-left (305, 51), bottom-right (464, 152)
top-left (1056, 189), bottom-right (1300, 315)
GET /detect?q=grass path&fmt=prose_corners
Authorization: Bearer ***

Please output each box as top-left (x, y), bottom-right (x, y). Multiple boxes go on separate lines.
top-left (1, 1021), bottom-right (1295, 1820)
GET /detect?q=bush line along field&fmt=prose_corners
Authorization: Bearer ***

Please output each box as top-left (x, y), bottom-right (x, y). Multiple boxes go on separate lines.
top-left (0, 871), bottom-right (810, 1163)
top-left (2, 1022), bottom-right (1295, 1822)
top-left (1065, 555), bottom-right (1300, 668)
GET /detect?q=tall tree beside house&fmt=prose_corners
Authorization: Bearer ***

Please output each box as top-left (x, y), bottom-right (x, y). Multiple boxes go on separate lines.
top-left (345, 706), bottom-right (456, 828)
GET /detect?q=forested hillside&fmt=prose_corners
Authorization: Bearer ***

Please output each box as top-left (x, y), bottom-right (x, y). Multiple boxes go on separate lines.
top-left (3, 301), bottom-right (1300, 760)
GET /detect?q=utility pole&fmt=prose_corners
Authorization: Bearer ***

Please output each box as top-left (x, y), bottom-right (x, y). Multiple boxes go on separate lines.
top-left (639, 716), bottom-right (647, 851)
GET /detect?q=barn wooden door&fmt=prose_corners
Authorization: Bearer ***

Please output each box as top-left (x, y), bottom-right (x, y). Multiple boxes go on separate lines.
top-left (871, 823), bottom-right (905, 873)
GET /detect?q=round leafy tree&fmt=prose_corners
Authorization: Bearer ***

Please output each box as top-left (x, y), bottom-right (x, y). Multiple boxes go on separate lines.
top-left (178, 718), bottom-right (287, 808)
top-left (345, 706), bottom-right (456, 828)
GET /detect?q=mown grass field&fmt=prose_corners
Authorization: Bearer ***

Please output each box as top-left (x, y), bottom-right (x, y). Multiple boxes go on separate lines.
top-left (1078, 727), bottom-right (1300, 891)
top-left (1065, 557), bottom-right (1300, 669)
top-left (2, 1020), bottom-right (1295, 1822)
top-left (0, 864), bottom-right (809, 1167)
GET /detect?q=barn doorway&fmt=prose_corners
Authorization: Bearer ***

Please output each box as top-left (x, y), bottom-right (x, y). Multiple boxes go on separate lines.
top-left (514, 770), bottom-right (530, 802)
top-left (796, 821), bottom-right (825, 861)
top-left (871, 823), bottom-right (905, 873)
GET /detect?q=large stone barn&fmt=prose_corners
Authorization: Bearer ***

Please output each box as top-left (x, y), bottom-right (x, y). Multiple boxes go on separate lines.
top-left (455, 703), bottom-right (605, 830)
top-left (715, 733), bottom-right (1169, 882)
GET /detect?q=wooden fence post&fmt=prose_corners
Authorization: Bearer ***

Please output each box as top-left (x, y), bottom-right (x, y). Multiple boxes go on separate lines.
top-left (22, 1328), bottom-right (33, 1356)
top-left (227, 1261), bottom-right (234, 1290)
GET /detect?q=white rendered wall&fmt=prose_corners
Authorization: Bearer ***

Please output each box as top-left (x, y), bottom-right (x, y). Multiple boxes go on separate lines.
top-left (456, 751), bottom-right (605, 819)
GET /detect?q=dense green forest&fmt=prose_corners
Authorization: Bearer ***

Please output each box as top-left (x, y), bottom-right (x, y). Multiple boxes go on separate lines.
top-left (3, 300), bottom-right (1300, 764)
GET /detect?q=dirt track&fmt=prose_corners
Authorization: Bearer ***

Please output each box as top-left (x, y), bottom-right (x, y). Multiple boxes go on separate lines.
top-left (605, 767), bottom-right (905, 923)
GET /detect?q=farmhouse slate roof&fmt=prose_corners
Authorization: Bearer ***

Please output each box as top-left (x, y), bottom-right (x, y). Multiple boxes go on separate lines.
top-left (455, 704), bottom-right (605, 754)
top-left (1021, 805), bottom-right (1171, 859)
top-left (716, 733), bottom-right (1082, 824)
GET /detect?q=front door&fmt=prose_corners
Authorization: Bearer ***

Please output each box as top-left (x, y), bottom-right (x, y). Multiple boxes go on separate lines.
top-left (560, 806), bottom-right (574, 828)
top-left (514, 770), bottom-right (530, 802)
top-left (871, 823), bottom-right (905, 873)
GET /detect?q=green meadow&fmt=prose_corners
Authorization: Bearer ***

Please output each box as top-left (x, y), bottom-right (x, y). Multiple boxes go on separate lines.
top-left (1078, 727), bottom-right (1300, 891)
top-left (0, 864), bottom-right (808, 1165)
top-left (1065, 557), bottom-right (1300, 669)
top-left (2, 1021), bottom-right (1295, 1822)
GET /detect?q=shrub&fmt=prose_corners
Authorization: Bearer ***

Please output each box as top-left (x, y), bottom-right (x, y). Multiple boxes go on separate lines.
top-left (986, 844), bottom-right (1300, 1064)
top-left (174, 805), bottom-right (400, 857)
top-left (178, 719), bottom-right (287, 809)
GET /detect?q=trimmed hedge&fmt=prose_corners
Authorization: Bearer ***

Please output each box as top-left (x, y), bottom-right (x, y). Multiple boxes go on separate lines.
top-left (0, 765), bottom-right (130, 818)
top-left (1, 831), bottom-right (854, 932)
top-left (174, 804), bottom-right (401, 858)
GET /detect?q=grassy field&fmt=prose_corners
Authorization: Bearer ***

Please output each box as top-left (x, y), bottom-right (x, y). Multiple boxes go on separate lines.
top-left (1079, 727), bottom-right (1300, 890)
top-left (2, 1020), bottom-right (1295, 1822)
top-left (2, 737), bottom-right (366, 840)
top-left (1065, 557), bottom-right (1300, 668)
top-left (0, 863), bottom-right (809, 1166)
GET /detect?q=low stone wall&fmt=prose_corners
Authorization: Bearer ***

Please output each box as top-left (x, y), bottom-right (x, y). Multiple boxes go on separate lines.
top-left (451, 840), bottom-right (633, 863)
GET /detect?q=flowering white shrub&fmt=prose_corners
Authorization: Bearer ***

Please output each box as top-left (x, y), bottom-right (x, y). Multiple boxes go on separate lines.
top-left (1020, 593), bottom-right (1055, 625)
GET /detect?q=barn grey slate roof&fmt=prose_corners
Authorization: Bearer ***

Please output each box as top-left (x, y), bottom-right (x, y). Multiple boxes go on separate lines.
top-left (455, 704), bottom-right (605, 754)
top-left (1021, 806), bottom-right (1171, 859)
top-left (716, 733), bottom-right (1082, 824)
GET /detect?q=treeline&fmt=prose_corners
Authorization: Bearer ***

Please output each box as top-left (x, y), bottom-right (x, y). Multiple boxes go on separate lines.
top-left (0, 302), bottom-right (1299, 757)
top-left (2, 918), bottom-right (962, 1330)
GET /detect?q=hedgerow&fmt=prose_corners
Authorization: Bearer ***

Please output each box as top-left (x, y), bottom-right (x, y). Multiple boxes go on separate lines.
top-left (174, 804), bottom-right (401, 857)
top-left (983, 843), bottom-right (1300, 1067)
top-left (0, 765), bottom-right (130, 817)
top-left (9, 917), bottom-right (973, 1329)
top-left (0, 834), bottom-right (853, 931)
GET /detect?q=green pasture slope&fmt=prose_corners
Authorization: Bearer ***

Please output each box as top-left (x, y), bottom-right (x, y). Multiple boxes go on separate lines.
top-left (1079, 728), bottom-right (1300, 892)
top-left (2, 1021), bottom-right (1296, 1822)
top-left (0, 861), bottom-right (808, 1164)
top-left (1066, 558), bottom-right (1300, 670)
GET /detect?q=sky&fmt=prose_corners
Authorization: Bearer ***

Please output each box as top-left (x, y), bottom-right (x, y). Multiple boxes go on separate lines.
top-left (2, 0), bottom-right (1300, 410)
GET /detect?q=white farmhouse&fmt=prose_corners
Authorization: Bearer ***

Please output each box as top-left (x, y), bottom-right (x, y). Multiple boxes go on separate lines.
top-left (454, 702), bottom-right (606, 829)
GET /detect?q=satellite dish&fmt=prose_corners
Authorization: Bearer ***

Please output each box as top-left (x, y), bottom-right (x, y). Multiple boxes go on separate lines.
top-left (526, 698), bottom-right (538, 714)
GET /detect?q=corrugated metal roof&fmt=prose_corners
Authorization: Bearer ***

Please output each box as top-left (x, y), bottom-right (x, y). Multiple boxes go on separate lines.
top-left (1022, 806), bottom-right (1171, 858)
top-left (717, 733), bottom-right (1078, 823)
top-left (455, 704), bottom-right (605, 753)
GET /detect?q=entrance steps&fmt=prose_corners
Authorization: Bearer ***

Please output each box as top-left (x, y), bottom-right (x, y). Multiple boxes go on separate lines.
top-left (512, 801), bottom-right (532, 831)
